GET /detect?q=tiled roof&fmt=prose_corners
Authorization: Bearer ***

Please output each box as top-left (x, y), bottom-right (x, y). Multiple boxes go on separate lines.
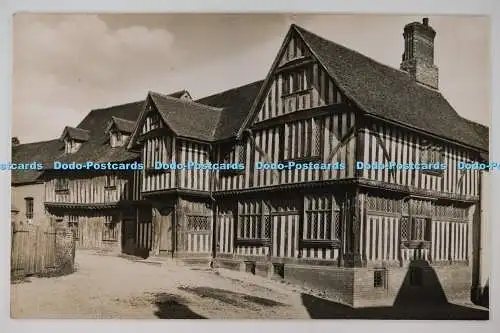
top-left (197, 80), bottom-right (264, 140)
top-left (106, 116), bottom-right (136, 134)
top-left (148, 92), bottom-right (223, 141)
top-left (11, 139), bottom-right (64, 184)
top-left (291, 24), bottom-right (488, 151)
top-left (60, 126), bottom-right (90, 142)
top-left (55, 100), bottom-right (145, 164)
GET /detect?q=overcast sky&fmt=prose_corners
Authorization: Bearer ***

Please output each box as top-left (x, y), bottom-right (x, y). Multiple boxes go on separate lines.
top-left (12, 13), bottom-right (490, 144)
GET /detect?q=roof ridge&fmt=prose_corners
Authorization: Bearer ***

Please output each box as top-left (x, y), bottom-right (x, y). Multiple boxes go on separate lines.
top-left (111, 115), bottom-right (136, 123)
top-left (169, 89), bottom-right (189, 94)
top-left (149, 91), bottom-right (223, 112)
top-left (462, 117), bottom-right (489, 129)
top-left (292, 24), bottom-right (414, 82)
top-left (12, 138), bottom-right (61, 147)
top-left (65, 126), bottom-right (90, 133)
top-left (90, 99), bottom-right (145, 112)
top-left (196, 80), bottom-right (265, 102)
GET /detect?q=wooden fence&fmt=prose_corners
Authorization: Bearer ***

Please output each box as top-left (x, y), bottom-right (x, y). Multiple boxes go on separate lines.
top-left (11, 223), bottom-right (58, 277)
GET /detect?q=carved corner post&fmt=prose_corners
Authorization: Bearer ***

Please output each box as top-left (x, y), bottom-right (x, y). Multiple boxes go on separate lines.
top-left (342, 187), bottom-right (363, 267)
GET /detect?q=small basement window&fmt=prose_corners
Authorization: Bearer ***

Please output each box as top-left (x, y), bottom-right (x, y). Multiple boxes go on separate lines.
top-left (374, 269), bottom-right (388, 288)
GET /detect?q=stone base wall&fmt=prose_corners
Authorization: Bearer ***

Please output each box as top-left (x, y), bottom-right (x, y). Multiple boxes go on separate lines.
top-left (214, 257), bottom-right (473, 308)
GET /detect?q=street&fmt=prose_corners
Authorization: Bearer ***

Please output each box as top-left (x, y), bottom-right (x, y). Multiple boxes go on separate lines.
top-left (10, 251), bottom-right (489, 319)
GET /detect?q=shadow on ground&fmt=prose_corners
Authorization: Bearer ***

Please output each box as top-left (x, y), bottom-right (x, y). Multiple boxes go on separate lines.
top-left (179, 286), bottom-right (285, 309)
top-left (152, 293), bottom-right (206, 319)
top-left (301, 294), bottom-right (488, 320)
top-left (301, 260), bottom-right (489, 320)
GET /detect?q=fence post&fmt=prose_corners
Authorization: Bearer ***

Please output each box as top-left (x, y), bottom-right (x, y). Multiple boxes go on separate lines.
top-left (11, 222), bottom-right (26, 279)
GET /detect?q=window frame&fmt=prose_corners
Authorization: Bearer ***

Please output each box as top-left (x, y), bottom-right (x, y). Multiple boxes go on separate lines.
top-left (220, 142), bottom-right (247, 176)
top-left (55, 178), bottom-right (69, 193)
top-left (400, 216), bottom-right (432, 247)
top-left (235, 201), bottom-right (271, 246)
top-left (420, 142), bottom-right (445, 175)
top-left (280, 117), bottom-right (323, 163)
top-left (104, 174), bottom-right (117, 189)
top-left (300, 196), bottom-right (341, 249)
top-left (374, 268), bottom-right (388, 289)
top-left (24, 197), bottom-right (34, 221)
top-left (185, 215), bottom-right (211, 233)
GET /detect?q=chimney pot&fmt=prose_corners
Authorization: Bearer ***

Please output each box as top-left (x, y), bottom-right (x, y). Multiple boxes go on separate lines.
top-left (400, 18), bottom-right (438, 89)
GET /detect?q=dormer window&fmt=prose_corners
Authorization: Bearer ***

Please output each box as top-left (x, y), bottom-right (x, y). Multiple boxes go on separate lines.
top-left (60, 126), bottom-right (89, 154)
top-left (168, 90), bottom-right (192, 101)
top-left (105, 116), bottom-right (135, 148)
top-left (110, 131), bottom-right (124, 148)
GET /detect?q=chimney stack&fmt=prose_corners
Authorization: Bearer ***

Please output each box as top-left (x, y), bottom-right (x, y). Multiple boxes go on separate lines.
top-left (400, 17), bottom-right (439, 89)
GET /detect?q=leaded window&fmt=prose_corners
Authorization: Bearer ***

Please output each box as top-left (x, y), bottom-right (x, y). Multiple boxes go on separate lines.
top-left (237, 201), bottom-right (271, 240)
top-left (220, 142), bottom-right (246, 175)
top-left (186, 215), bottom-right (210, 232)
top-left (303, 196), bottom-right (340, 241)
top-left (281, 118), bottom-right (323, 161)
top-left (400, 216), bottom-right (431, 242)
top-left (420, 140), bottom-right (444, 174)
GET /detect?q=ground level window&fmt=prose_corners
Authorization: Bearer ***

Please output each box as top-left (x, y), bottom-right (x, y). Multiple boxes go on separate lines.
top-left (236, 201), bottom-right (271, 244)
top-left (374, 269), bottom-right (388, 288)
top-left (103, 215), bottom-right (119, 241)
top-left (302, 196), bottom-right (340, 245)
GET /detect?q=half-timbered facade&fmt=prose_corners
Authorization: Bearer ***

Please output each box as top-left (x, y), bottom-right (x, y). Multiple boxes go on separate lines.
top-left (12, 18), bottom-right (488, 308)
top-left (41, 101), bottom-right (148, 252)
top-left (128, 19), bottom-right (488, 307)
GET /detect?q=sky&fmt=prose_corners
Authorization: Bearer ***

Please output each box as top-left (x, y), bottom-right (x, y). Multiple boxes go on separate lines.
top-left (12, 13), bottom-right (490, 144)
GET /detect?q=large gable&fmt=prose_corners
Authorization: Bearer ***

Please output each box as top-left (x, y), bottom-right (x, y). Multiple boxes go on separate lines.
top-left (237, 24), bottom-right (488, 152)
top-left (129, 83), bottom-right (263, 146)
top-left (146, 92), bottom-right (222, 141)
top-left (293, 25), bottom-right (488, 151)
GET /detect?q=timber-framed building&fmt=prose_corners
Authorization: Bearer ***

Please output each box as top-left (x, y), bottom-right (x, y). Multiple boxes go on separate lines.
top-left (126, 19), bottom-right (489, 307)
top-left (12, 19), bottom-right (489, 308)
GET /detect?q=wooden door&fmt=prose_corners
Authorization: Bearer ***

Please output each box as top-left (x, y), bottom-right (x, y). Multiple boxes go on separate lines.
top-left (121, 219), bottom-right (136, 255)
top-left (158, 206), bottom-right (174, 255)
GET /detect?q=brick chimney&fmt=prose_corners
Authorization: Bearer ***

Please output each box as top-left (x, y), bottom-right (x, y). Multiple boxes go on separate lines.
top-left (400, 17), bottom-right (439, 89)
